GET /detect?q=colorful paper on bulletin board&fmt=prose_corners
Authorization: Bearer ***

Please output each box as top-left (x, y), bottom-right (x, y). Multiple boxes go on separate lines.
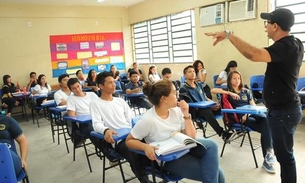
top-left (50, 32), bottom-right (125, 78)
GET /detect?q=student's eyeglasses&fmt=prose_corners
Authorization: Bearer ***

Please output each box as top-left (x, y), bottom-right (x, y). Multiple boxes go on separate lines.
top-left (264, 21), bottom-right (273, 26)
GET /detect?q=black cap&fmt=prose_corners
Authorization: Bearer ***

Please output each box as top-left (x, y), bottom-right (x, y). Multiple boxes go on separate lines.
top-left (260, 8), bottom-right (294, 31)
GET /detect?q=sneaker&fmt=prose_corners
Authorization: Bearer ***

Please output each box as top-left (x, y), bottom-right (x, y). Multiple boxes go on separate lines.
top-left (109, 160), bottom-right (119, 167)
top-left (222, 130), bottom-right (237, 142)
top-left (265, 152), bottom-right (276, 165)
top-left (262, 161), bottom-right (276, 174)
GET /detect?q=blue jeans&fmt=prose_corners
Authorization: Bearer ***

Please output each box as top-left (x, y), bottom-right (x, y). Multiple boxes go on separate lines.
top-left (245, 114), bottom-right (272, 157)
top-left (267, 106), bottom-right (302, 183)
top-left (164, 138), bottom-right (225, 183)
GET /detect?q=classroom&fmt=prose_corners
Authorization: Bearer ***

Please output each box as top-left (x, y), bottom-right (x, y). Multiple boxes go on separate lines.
top-left (0, 0), bottom-right (305, 183)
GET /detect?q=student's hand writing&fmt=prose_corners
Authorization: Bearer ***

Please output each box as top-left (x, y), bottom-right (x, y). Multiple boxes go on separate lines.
top-left (144, 144), bottom-right (158, 161)
top-left (104, 129), bottom-right (118, 144)
top-left (205, 31), bottom-right (226, 46)
top-left (177, 100), bottom-right (189, 117)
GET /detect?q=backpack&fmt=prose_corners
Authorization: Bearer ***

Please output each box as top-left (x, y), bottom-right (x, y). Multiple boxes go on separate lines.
top-left (221, 94), bottom-right (240, 127)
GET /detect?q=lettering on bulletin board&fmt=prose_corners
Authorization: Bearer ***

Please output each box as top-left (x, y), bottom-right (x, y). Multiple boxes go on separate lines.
top-left (50, 32), bottom-right (125, 77)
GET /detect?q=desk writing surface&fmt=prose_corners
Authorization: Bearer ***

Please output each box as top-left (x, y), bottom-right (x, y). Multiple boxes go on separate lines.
top-left (90, 128), bottom-right (131, 141)
top-left (236, 105), bottom-right (267, 112)
top-left (124, 92), bottom-right (144, 97)
top-left (41, 100), bottom-right (55, 107)
top-left (298, 91), bottom-right (305, 95)
top-left (221, 107), bottom-right (266, 115)
top-left (12, 92), bottom-right (31, 97)
top-left (63, 114), bottom-right (92, 123)
top-left (188, 101), bottom-right (216, 108)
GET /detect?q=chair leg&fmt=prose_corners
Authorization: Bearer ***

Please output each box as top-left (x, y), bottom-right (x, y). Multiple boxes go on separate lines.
top-left (82, 139), bottom-right (92, 172)
top-left (62, 126), bottom-right (70, 153)
top-left (247, 132), bottom-right (258, 168)
top-left (220, 141), bottom-right (227, 157)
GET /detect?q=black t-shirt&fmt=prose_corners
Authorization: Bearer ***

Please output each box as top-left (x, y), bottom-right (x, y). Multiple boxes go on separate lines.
top-left (264, 36), bottom-right (304, 109)
top-left (0, 116), bottom-right (23, 146)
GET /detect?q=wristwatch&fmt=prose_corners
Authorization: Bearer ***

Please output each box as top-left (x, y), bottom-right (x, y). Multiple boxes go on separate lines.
top-left (225, 30), bottom-right (231, 39)
top-left (183, 113), bottom-right (192, 120)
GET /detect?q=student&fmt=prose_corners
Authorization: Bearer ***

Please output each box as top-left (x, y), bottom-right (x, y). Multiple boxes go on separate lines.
top-left (127, 62), bottom-right (143, 80)
top-left (89, 71), bottom-right (152, 183)
top-left (110, 65), bottom-right (120, 81)
top-left (161, 67), bottom-right (180, 90)
top-left (31, 74), bottom-right (52, 106)
top-left (0, 115), bottom-right (28, 176)
top-left (216, 60), bottom-right (237, 87)
top-left (84, 69), bottom-right (99, 93)
top-left (179, 65), bottom-right (235, 141)
top-left (148, 65), bottom-right (161, 84)
top-left (75, 70), bottom-right (86, 86)
top-left (206, 8), bottom-right (303, 183)
top-left (26, 72), bottom-right (37, 92)
top-left (193, 60), bottom-right (212, 99)
top-left (1, 75), bottom-right (20, 116)
top-left (66, 78), bottom-right (99, 143)
top-left (126, 79), bottom-right (225, 183)
top-left (125, 70), bottom-right (152, 110)
top-left (54, 74), bottom-right (73, 106)
top-left (211, 70), bottom-right (276, 173)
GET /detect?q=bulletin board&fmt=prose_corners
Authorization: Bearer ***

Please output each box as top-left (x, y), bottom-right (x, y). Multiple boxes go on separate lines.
top-left (50, 32), bottom-right (125, 77)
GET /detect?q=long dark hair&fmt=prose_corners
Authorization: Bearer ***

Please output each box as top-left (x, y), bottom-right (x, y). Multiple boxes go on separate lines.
top-left (88, 69), bottom-right (96, 82)
top-left (193, 60), bottom-right (204, 74)
top-left (37, 74), bottom-right (48, 88)
top-left (224, 60), bottom-right (237, 73)
top-left (148, 65), bottom-right (156, 76)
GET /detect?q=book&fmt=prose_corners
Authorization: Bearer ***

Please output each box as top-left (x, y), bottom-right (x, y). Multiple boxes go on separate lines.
top-left (149, 132), bottom-right (202, 156)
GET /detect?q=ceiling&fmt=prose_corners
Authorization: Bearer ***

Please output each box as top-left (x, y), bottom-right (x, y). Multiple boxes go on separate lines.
top-left (0, 0), bottom-right (146, 7)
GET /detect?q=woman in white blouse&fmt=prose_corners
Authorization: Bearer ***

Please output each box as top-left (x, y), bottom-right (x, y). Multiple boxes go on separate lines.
top-left (31, 74), bottom-right (52, 106)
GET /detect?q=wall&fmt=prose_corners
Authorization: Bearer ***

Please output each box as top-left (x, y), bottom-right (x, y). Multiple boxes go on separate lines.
top-left (0, 4), bottom-right (132, 86)
top-left (128, 0), bottom-right (305, 86)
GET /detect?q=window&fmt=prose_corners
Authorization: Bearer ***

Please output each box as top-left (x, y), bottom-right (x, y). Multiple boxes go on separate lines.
top-left (274, 0), bottom-right (305, 59)
top-left (132, 10), bottom-right (197, 64)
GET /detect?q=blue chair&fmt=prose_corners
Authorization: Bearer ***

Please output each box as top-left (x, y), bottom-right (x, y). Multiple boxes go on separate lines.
top-left (115, 80), bottom-right (123, 97)
top-left (180, 76), bottom-right (185, 84)
top-left (296, 77), bottom-right (305, 91)
top-left (250, 75), bottom-right (264, 103)
top-left (90, 129), bottom-right (134, 183)
top-left (213, 75), bottom-right (221, 88)
top-left (0, 143), bottom-right (29, 183)
top-left (220, 94), bottom-right (260, 168)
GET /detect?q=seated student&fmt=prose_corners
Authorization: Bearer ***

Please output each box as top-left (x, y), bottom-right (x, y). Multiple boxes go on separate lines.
top-left (89, 71), bottom-right (151, 183)
top-left (161, 67), bottom-right (180, 90)
top-left (127, 62), bottom-right (143, 81)
top-left (66, 78), bottom-right (99, 142)
top-left (54, 74), bottom-right (73, 106)
top-left (179, 65), bottom-right (234, 141)
top-left (216, 60), bottom-right (238, 88)
top-left (84, 69), bottom-right (99, 93)
top-left (26, 72), bottom-right (37, 92)
top-left (0, 115), bottom-right (28, 176)
top-left (31, 74), bottom-right (52, 106)
top-left (1, 75), bottom-right (20, 116)
top-left (110, 65), bottom-right (120, 81)
top-left (76, 70), bottom-right (86, 87)
top-left (193, 60), bottom-right (212, 99)
top-left (125, 71), bottom-right (152, 110)
top-left (211, 70), bottom-right (276, 173)
top-left (148, 65), bottom-right (161, 84)
top-left (126, 79), bottom-right (225, 183)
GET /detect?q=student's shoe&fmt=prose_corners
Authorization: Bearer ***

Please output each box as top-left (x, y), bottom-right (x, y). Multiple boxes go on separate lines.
top-left (262, 161), bottom-right (276, 174)
top-left (265, 152), bottom-right (276, 166)
top-left (222, 130), bottom-right (237, 142)
top-left (138, 175), bottom-right (153, 183)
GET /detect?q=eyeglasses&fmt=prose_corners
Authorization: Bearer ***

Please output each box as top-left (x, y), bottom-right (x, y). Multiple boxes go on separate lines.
top-left (264, 21), bottom-right (273, 26)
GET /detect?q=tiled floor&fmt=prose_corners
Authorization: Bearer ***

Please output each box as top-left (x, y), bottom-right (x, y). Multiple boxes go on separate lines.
top-left (14, 114), bottom-right (305, 183)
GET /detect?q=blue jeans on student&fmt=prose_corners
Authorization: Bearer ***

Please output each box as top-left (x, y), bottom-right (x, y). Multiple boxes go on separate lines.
top-left (164, 138), bottom-right (225, 183)
top-left (267, 106), bottom-right (302, 183)
top-left (244, 114), bottom-right (272, 157)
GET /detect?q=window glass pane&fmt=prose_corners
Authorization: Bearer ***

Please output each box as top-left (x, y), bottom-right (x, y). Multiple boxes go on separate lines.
top-left (172, 30), bottom-right (192, 39)
top-left (134, 26), bottom-right (148, 33)
top-left (153, 52), bottom-right (169, 58)
top-left (173, 44), bottom-right (193, 51)
top-left (135, 48), bottom-right (149, 54)
top-left (294, 33), bottom-right (305, 41)
top-left (133, 22), bottom-right (147, 28)
top-left (294, 13), bottom-right (305, 23)
top-left (174, 50), bottom-right (193, 57)
top-left (134, 32), bottom-right (148, 38)
top-left (276, 0), bottom-right (304, 6)
top-left (152, 40), bottom-right (168, 47)
top-left (136, 53), bottom-right (149, 59)
top-left (171, 11), bottom-right (191, 19)
top-left (172, 23), bottom-right (191, 32)
top-left (151, 17), bottom-right (167, 24)
top-left (151, 22), bottom-right (167, 30)
top-left (151, 28), bottom-right (168, 36)
top-left (172, 37), bottom-right (192, 44)
top-left (153, 46), bottom-right (169, 52)
top-left (151, 34), bottom-right (168, 41)
top-left (171, 17), bottom-right (191, 26)
top-left (135, 43), bottom-right (149, 49)
top-left (134, 37), bottom-right (148, 44)
top-left (291, 24), bottom-right (305, 33)
top-left (284, 3), bottom-right (305, 14)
